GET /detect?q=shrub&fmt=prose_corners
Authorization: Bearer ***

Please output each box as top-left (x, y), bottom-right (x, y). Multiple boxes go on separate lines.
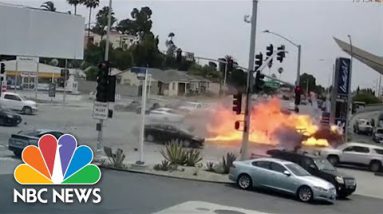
top-left (185, 149), bottom-right (203, 167)
top-left (104, 147), bottom-right (126, 169)
top-left (222, 152), bottom-right (237, 174)
top-left (160, 141), bottom-right (187, 165)
top-left (206, 162), bottom-right (215, 172)
top-left (153, 160), bottom-right (171, 171)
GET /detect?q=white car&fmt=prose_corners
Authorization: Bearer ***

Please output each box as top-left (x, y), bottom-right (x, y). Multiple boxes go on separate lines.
top-left (318, 142), bottom-right (383, 172)
top-left (147, 108), bottom-right (184, 123)
top-left (178, 102), bottom-right (203, 113)
top-left (0, 92), bottom-right (37, 115)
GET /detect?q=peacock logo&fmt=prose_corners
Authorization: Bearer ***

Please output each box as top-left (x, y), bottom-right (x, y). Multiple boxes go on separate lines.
top-left (14, 134), bottom-right (101, 185)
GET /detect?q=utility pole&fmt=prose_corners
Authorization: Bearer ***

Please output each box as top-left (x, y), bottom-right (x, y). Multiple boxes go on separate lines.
top-left (96, 0), bottom-right (113, 154)
top-left (296, 45), bottom-right (302, 86)
top-left (223, 62), bottom-right (228, 93)
top-left (240, 0), bottom-right (258, 161)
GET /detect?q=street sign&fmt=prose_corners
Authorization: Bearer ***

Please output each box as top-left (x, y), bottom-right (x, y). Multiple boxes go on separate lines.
top-left (48, 83), bottom-right (56, 97)
top-left (92, 101), bottom-right (109, 120)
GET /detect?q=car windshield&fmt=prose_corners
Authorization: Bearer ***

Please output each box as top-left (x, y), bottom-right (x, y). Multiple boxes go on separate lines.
top-left (285, 163), bottom-right (311, 176)
top-left (313, 158), bottom-right (336, 171)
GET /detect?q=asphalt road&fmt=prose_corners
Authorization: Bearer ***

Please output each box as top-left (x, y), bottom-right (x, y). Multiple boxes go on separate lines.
top-left (1, 99), bottom-right (383, 213)
top-left (0, 170), bottom-right (382, 214)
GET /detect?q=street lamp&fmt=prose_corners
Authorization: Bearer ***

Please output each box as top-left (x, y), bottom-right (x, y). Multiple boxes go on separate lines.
top-left (263, 30), bottom-right (301, 87)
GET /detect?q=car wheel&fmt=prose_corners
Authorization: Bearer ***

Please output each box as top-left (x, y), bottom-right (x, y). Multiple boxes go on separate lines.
top-left (327, 155), bottom-right (339, 166)
top-left (22, 106), bottom-right (32, 115)
top-left (237, 174), bottom-right (252, 190)
top-left (13, 150), bottom-right (22, 158)
top-left (0, 117), bottom-right (4, 125)
top-left (297, 186), bottom-right (313, 202)
top-left (145, 134), bottom-right (154, 142)
top-left (369, 161), bottom-right (382, 172)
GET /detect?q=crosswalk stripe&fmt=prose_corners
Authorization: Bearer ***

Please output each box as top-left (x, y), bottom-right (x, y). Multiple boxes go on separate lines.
top-left (154, 201), bottom-right (271, 214)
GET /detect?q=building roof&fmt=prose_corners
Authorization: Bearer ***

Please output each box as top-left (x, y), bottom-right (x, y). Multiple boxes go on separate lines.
top-left (334, 37), bottom-right (383, 75)
top-left (123, 68), bottom-right (210, 84)
top-left (0, 60), bottom-right (82, 75)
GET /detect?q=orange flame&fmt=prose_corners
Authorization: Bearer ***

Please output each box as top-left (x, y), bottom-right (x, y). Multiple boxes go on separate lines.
top-left (206, 98), bottom-right (331, 147)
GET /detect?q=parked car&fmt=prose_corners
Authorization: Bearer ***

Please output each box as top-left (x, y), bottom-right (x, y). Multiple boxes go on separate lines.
top-left (0, 106), bottom-right (22, 126)
top-left (8, 129), bottom-right (64, 157)
top-left (267, 149), bottom-right (356, 198)
top-left (318, 142), bottom-right (383, 172)
top-left (147, 108), bottom-right (184, 123)
top-left (229, 158), bottom-right (336, 203)
top-left (144, 124), bottom-right (204, 148)
top-left (372, 128), bottom-right (383, 143)
top-left (0, 92), bottom-right (37, 115)
top-left (353, 119), bottom-right (373, 135)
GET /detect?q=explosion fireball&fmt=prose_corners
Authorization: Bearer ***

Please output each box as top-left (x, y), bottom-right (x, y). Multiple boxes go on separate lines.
top-left (205, 98), bottom-right (342, 148)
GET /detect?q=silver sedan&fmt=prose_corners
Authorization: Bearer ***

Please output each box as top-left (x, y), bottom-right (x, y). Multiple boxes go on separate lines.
top-left (229, 158), bottom-right (336, 203)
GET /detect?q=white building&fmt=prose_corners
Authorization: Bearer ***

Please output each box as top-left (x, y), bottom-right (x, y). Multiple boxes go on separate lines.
top-left (85, 30), bottom-right (137, 50)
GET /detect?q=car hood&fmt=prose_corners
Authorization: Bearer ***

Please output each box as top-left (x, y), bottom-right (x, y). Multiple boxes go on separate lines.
top-left (321, 169), bottom-right (352, 178)
top-left (24, 100), bottom-right (37, 106)
top-left (1, 110), bottom-right (20, 117)
top-left (301, 176), bottom-right (334, 189)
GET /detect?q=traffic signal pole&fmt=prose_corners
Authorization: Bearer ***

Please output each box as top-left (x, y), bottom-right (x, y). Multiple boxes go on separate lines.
top-left (96, 0), bottom-right (113, 155)
top-left (240, 0), bottom-right (258, 161)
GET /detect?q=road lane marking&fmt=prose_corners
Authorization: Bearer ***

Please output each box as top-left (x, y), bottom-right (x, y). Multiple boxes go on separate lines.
top-left (154, 201), bottom-right (272, 214)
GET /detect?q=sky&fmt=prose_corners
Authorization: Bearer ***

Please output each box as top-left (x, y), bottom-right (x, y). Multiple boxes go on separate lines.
top-left (0, 0), bottom-right (382, 90)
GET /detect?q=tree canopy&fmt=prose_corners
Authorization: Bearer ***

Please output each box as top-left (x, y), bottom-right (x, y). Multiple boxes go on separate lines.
top-left (92, 6), bottom-right (117, 39)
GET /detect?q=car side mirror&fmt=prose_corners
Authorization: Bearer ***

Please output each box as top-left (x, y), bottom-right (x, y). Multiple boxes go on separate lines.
top-left (283, 170), bottom-right (291, 176)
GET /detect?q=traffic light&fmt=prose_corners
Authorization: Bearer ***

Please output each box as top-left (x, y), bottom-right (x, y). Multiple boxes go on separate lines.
top-left (218, 58), bottom-right (226, 73)
top-left (254, 71), bottom-right (265, 93)
top-left (60, 69), bottom-right (70, 80)
top-left (266, 44), bottom-right (273, 57)
top-left (0, 63), bottom-right (4, 81)
top-left (232, 93), bottom-right (242, 115)
top-left (227, 58), bottom-right (234, 71)
top-left (107, 75), bottom-right (116, 102)
top-left (294, 86), bottom-right (302, 105)
top-left (277, 45), bottom-right (286, 63)
top-left (235, 121), bottom-right (241, 130)
top-left (96, 61), bottom-right (110, 102)
top-left (255, 53), bottom-right (263, 69)
top-left (176, 48), bottom-right (182, 62)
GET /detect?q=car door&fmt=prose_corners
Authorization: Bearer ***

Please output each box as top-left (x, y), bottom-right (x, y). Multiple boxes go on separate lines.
top-left (341, 146), bottom-right (370, 165)
top-left (166, 125), bottom-right (179, 142)
top-left (267, 162), bottom-right (296, 194)
top-left (3, 94), bottom-right (21, 110)
top-left (250, 160), bottom-right (272, 187)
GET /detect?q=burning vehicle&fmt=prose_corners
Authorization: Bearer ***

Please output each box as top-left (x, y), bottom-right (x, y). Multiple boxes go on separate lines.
top-left (205, 98), bottom-right (343, 151)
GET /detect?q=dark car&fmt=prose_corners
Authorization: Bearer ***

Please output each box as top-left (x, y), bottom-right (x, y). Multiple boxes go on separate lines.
top-left (8, 129), bottom-right (64, 157)
top-left (144, 124), bottom-right (204, 148)
top-left (0, 106), bottom-right (22, 126)
top-left (267, 149), bottom-right (356, 198)
top-left (373, 128), bottom-right (383, 144)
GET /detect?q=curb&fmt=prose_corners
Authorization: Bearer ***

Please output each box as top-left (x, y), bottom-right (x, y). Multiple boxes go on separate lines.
top-left (98, 165), bottom-right (233, 185)
top-left (375, 172), bottom-right (383, 177)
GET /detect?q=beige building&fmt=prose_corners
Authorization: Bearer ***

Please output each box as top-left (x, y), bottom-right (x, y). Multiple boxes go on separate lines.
top-left (116, 69), bottom-right (211, 96)
top-left (85, 30), bottom-right (137, 50)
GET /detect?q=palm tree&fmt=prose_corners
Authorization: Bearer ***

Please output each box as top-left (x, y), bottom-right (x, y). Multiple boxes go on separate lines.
top-left (41, 1), bottom-right (56, 12)
top-left (82, 0), bottom-right (100, 42)
top-left (67, 0), bottom-right (81, 15)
